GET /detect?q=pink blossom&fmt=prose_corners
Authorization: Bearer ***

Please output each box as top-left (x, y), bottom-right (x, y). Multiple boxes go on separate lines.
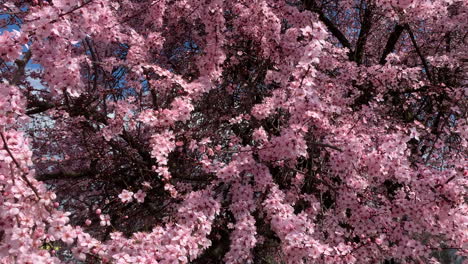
top-left (118, 189), bottom-right (134, 203)
top-left (0, 1), bottom-right (466, 263)
top-left (99, 214), bottom-right (111, 227)
top-left (134, 190), bottom-right (146, 203)
top-left (61, 225), bottom-right (77, 245)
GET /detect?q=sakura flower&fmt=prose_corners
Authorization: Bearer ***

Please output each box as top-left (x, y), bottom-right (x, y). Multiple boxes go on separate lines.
top-left (99, 214), bottom-right (111, 226)
top-left (72, 247), bottom-right (87, 261)
top-left (199, 137), bottom-right (211, 145)
top-left (252, 127), bottom-right (268, 142)
top-left (142, 181), bottom-right (152, 189)
top-left (61, 225), bottom-right (77, 245)
top-left (134, 190), bottom-right (146, 203)
top-left (118, 189), bottom-right (134, 203)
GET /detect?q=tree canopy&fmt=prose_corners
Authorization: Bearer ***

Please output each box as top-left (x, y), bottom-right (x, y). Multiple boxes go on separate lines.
top-left (0, 0), bottom-right (466, 263)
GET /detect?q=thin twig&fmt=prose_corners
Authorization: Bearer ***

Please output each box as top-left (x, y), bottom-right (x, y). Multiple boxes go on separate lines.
top-left (11, 50), bottom-right (31, 86)
top-left (0, 132), bottom-right (41, 200)
top-left (310, 142), bottom-right (343, 152)
top-left (405, 24), bottom-right (433, 83)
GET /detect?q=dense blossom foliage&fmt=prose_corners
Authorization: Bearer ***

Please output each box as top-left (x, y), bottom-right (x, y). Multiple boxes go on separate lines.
top-left (0, 0), bottom-right (467, 263)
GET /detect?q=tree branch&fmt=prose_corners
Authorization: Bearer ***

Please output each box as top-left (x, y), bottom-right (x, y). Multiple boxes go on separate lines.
top-left (310, 142), bottom-right (343, 152)
top-left (354, 6), bottom-right (373, 64)
top-left (11, 50), bottom-right (31, 86)
top-left (26, 99), bottom-right (57, 115)
top-left (35, 168), bottom-right (95, 181)
top-left (0, 132), bottom-right (41, 199)
top-left (405, 24), bottom-right (433, 82)
top-left (379, 24), bottom-right (405, 64)
top-left (303, 0), bottom-right (353, 55)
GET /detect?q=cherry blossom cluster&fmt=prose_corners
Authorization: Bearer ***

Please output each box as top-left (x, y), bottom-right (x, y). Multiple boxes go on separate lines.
top-left (0, 0), bottom-right (466, 263)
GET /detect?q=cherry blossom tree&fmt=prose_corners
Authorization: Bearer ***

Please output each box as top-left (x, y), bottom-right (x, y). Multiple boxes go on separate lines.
top-left (0, 0), bottom-right (466, 263)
